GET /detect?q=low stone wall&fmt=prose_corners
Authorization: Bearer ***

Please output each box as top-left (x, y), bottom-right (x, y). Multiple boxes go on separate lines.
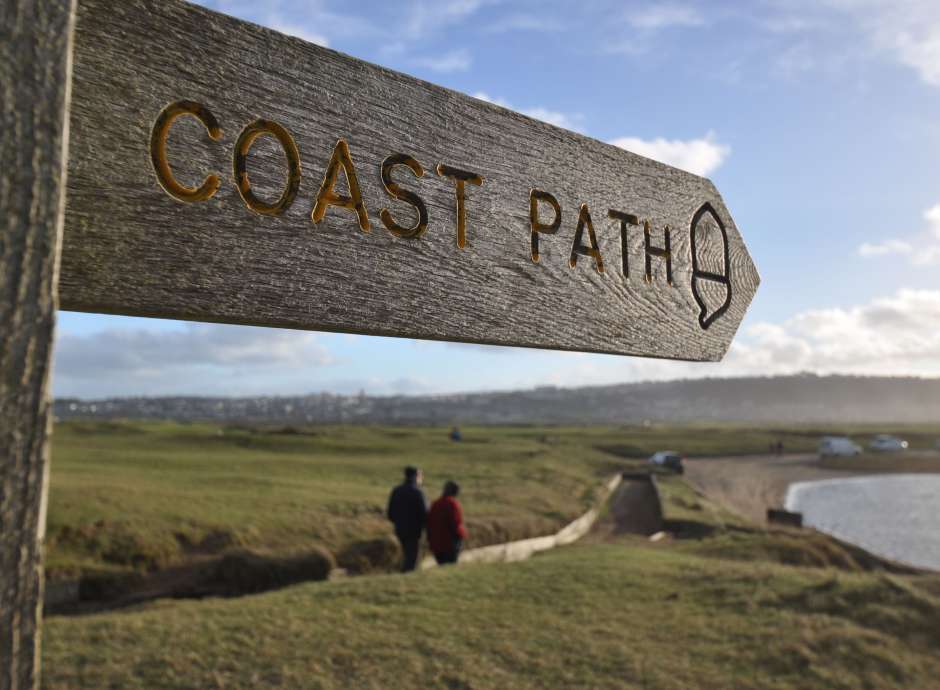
top-left (421, 473), bottom-right (624, 570)
top-left (767, 508), bottom-right (803, 527)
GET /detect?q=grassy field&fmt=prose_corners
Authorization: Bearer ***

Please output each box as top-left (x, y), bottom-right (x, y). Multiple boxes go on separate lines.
top-left (46, 420), bottom-right (940, 582)
top-left (42, 468), bottom-right (940, 690)
top-left (47, 421), bottom-right (621, 581)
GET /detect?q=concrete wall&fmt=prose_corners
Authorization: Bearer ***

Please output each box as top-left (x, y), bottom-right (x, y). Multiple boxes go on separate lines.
top-left (421, 473), bottom-right (624, 570)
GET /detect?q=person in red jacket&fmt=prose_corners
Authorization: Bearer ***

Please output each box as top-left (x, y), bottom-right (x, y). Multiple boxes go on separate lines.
top-left (427, 480), bottom-right (468, 565)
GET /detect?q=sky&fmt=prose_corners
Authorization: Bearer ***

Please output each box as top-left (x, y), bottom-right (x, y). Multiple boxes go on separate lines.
top-left (55, 0), bottom-right (940, 398)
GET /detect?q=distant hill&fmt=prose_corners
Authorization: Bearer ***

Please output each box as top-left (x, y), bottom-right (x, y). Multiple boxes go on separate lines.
top-left (53, 375), bottom-right (940, 425)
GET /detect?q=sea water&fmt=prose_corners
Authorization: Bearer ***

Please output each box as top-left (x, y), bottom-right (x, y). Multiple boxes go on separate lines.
top-left (785, 474), bottom-right (940, 571)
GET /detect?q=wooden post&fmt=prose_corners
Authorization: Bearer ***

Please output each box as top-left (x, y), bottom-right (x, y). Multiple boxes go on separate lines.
top-left (0, 1), bottom-right (75, 688)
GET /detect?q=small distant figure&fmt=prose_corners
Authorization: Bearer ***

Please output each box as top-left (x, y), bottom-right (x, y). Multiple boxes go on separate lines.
top-left (427, 480), bottom-right (468, 566)
top-left (386, 466), bottom-right (428, 572)
top-left (776, 441), bottom-right (784, 457)
top-left (450, 426), bottom-right (462, 442)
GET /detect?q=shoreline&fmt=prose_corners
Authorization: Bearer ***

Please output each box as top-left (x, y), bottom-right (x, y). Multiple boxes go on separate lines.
top-left (683, 451), bottom-right (940, 525)
top-left (784, 473), bottom-right (940, 572)
top-left (683, 453), bottom-right (857, 524)
top-left (686, 452), bottom-right (940, 573)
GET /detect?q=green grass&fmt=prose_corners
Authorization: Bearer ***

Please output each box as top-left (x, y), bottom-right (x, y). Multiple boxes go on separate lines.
top-left (42, 539), bottom-right (940, 690)
top-left (47, 421), bottom-right (624, 580)
top-left (47, 420), bottom-right (940, 580)
top-left (42, 421), bottom-right (940, 689)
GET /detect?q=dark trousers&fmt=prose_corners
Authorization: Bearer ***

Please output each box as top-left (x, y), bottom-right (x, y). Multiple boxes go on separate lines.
top-left (397, 533), bottom-right (421, 572)
top-left (433, 539), bottom-right (462, 566)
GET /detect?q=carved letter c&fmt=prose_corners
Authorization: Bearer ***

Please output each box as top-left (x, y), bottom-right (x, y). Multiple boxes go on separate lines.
top-left (150, 100), bottom-right (223, 203)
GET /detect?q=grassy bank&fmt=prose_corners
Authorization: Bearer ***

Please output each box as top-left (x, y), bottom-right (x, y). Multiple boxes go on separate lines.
top-left (42, 472), bottom-right (940, 689)
top-left (44, 545), bottom-right (940, 690)
top-left (47, 421), bottom-right (616, 581)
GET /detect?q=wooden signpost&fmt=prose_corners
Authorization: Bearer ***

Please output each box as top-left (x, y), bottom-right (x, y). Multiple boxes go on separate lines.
top-left (59, 0), bottom-right (759, 361)
top-left (1, 0), bottom-right (759, 687)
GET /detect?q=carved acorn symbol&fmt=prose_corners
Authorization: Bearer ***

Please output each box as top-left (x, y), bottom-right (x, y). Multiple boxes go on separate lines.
top-left (689, 203), bottom-right (732, 330)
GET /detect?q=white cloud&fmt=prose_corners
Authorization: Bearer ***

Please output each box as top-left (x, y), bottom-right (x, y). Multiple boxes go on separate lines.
top-left (52, 288), bottom-right (940, 399)
top-left (743, 1), bottom-right (940, 87)
top-left (912, 245), bottom-right (940, 266)
top-left (485, 13), bottom-right (563, 33)
top-left (857, 239), bottom-right (913, 257)
top-left (760, 15), bottom-right (823, 34)
top-left (535, 288), bottom-right (940, 387)
top-left (268, 19), bottom-right (329, 47)
top-left (473, 92), bottom-right (583, 131)
top-left (774, 42), bottom-right (815, 78)
top-left (514, 106), bottom-right (576, 130)
top-left (820, 0), bottom-right (940, 86)
top-left (627, 4), bottom-right (704, 30)
top-left (472, 91), bottom-right (506, 105)
top-left (54, 323), bottom-right (333, 397)
top-left (925, 204), bottom-right (940, 239)
top-left (201, 1), bottom-right (378, 48)
top-left (858, 202), bottom-right (940, 265)
top-left (412, 49), bottom-right (473, 73)
top-left (880, 12), bottom-right (940, 86)
top-left (727, 289), bottom-right (940, 376)
top-left (609, 132), bottom-right (730, 176)
top-left (404, 0), bottom-right (488, 39)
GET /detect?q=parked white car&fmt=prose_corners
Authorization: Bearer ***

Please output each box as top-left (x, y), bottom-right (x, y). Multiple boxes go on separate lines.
top-left (817, 436), bottom-right (862, 457)
top-left (648, 451), bottom-right (684, 474)
top-left (869, 434), bottom-right (908, 452)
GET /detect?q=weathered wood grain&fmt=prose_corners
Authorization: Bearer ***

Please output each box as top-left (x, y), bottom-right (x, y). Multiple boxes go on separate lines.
top-left (0, 1), bottom-right (75, 688)
top-left (59, 0), bottom-right (759, 360)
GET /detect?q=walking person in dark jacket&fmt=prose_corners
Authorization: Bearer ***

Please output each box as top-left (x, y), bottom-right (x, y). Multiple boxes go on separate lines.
top-left (427, 481), bottom-right (468, 565)
top-left (386, 466), bottom-right (428, 572)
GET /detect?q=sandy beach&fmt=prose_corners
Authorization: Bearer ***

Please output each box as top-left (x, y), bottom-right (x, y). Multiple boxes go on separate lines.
top-left (684, 453), bottom-right (887, 524)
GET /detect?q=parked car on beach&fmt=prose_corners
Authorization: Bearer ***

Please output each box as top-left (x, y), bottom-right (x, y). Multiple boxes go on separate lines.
top-left (817, 436), bottom-right (862, 457)
top-left (648, 451), bottom-right (684, 474)
top-left (869, 435), bottom-right (908, 452)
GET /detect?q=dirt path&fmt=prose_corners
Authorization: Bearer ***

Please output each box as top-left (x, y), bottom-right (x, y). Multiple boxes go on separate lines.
top-left (683, 454), bottom-right (861, 524)
top-left (590, 477), bottom-right (663, 539)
